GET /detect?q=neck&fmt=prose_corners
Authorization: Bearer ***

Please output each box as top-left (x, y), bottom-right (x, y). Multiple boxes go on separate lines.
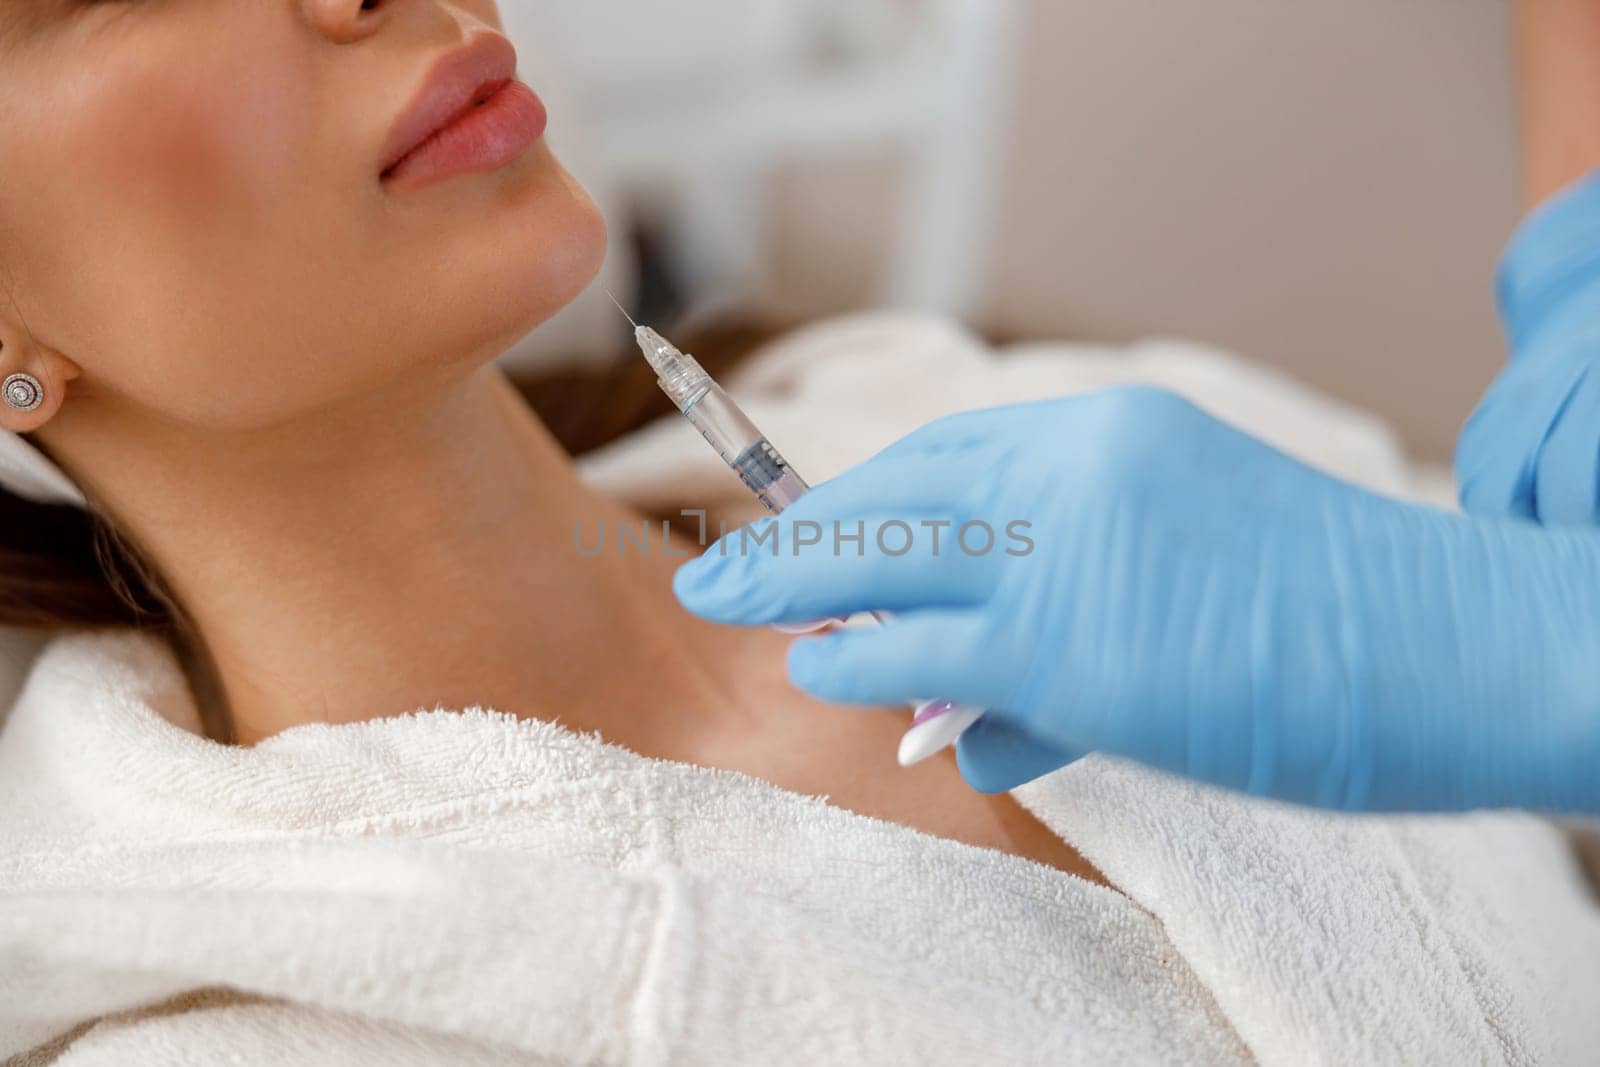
top-left (43, 362), bottom-right (748, 746)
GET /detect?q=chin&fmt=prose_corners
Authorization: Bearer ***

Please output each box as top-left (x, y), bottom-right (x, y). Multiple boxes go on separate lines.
top-left (400, 143), bottom-right (610, 372)
top-left (467, 141), bottom-right (611, 361)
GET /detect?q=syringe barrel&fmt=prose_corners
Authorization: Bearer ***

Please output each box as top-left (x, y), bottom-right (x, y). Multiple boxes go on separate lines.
top-left (662, 351), bottom-right (974, 749)
top-left (682, 382), bottom-right (889, 632)
top-left (683, 383), bottom-right (811, 515)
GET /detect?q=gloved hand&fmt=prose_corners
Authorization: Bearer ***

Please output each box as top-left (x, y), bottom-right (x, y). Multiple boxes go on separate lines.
top-left (673, 387), bottom-right (1600, 813)
top-left (1457, 169), bottom-right (1600, 526)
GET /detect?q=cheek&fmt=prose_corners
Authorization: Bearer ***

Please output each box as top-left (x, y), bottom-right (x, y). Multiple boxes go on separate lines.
top-left (73, 60), bottom-right (284, 229)
top-left (34, 44), bottom-right (321, 420)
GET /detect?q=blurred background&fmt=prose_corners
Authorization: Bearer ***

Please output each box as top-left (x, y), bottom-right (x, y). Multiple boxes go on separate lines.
top-left (498, 0), bottom-right (1520, 463)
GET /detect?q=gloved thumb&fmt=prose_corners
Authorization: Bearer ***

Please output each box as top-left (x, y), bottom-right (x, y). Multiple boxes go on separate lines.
top-left (955, 714), bottom-right (1086, 794)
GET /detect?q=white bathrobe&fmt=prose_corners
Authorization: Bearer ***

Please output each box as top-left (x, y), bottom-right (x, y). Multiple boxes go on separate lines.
top-left (2, 313), bottom-right (1597, 1065)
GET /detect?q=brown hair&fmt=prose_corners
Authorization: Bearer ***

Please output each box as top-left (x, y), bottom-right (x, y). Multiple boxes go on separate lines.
top-left (0, 317), bottom-right (783, 740)
top-left (1, 432), bottom-right (220, 730)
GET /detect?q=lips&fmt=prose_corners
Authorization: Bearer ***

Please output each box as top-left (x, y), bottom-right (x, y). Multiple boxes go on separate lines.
top-left (379, 32), bottom-right (526, 178)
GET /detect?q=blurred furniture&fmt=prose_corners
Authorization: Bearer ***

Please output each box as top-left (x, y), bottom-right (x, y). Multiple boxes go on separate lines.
top-left (521, 0), bottom-right (1021, 322)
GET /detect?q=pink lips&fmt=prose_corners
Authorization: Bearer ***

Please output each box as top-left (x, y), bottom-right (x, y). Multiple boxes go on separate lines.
top-left (379, 32), bottom-right (547, 191)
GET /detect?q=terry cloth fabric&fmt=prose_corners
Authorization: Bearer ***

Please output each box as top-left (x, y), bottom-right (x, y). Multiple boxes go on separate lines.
top-left (4, 313), bottom-right (1597, 1064)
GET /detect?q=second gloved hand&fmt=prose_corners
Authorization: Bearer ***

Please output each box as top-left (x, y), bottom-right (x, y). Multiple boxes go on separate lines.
top-left (673, 388), bottom-right (1600, 813)
top-left (1456, 168), bottom-right (1600, 526)
top-left (1454, 293), bottom-right (1600, 525)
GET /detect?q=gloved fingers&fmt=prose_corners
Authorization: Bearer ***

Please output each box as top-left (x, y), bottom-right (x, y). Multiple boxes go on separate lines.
top-left (857, 405), bottom-right (1016, 466)
top-left (955, 714), bottom-right (1087, 794)
top-left (783, 610), bottom-right (1003, 708)
top-left (1456, 355), bottom-right (1590, 520)
top-left (780, 440), bottom-right (1016, 530)
top-left (674, 515), bottom-right (1002, 625)
top-left (1455, 378), bottom-right (1542, 521)
top-left (1532, 364), bottom-right (1600, 525)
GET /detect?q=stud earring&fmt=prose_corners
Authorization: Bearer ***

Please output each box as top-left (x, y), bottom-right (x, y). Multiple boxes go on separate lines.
top-left (3, 372), bottom-right (44, 413)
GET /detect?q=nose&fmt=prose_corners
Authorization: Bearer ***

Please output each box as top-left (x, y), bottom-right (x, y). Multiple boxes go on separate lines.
top-left (302, 0), bottom-right (388, 43)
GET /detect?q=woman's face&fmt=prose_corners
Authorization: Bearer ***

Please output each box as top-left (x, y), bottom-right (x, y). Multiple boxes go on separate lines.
top-left (0, 0), bottom-right (606, 431)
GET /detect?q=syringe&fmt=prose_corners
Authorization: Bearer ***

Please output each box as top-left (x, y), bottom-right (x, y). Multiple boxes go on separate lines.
top-left (621, 306), bottom-right (986, 766)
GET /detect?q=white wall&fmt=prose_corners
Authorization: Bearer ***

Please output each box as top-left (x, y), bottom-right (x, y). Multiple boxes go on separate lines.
top-left (513, 0), bottom-right (1523, 461)
top-left (983, 0), bottom-right (1522, 460)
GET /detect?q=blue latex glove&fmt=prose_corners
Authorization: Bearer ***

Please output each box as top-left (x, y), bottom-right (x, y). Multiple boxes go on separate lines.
top-left (1457, 168), bottom-right (1600, 525)
top-left (673, 388), bottom-right (1600, 812)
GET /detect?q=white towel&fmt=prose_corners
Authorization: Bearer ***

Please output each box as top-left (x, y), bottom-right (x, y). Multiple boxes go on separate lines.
top-left (578, 311), bottom-right (1445, 513)
top-left (2, 313), bottom-right (1596, 1064)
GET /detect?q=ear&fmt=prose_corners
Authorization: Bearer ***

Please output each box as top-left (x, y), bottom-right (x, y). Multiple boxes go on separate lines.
top-left (0, 323), bottom-right (82, 434)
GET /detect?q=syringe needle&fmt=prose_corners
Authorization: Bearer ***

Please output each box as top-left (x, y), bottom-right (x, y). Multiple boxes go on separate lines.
top-left (603, 287), bottom-right (639, 329)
